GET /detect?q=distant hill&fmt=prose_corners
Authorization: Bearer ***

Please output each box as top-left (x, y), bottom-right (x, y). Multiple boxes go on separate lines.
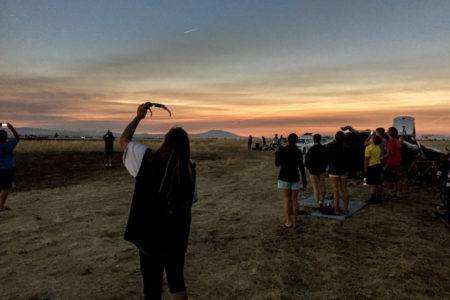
top-left (190, 130), bottom-right (244, 139)
top-left (14, 127), bottom-right (244, 139)
top-left (418, 134), bottom-right (450, 141)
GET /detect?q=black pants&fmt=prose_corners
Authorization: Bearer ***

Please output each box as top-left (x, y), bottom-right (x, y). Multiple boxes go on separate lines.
top-left (139, 251), bottom-right (186, 300)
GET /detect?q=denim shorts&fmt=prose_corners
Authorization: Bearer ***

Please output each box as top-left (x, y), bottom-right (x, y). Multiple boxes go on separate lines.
top-left (277, 180), bottom-right (300, 190)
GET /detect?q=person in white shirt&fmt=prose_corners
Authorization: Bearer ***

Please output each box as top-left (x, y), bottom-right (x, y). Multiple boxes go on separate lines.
top-left (120, 103), bottom-right (198, 300)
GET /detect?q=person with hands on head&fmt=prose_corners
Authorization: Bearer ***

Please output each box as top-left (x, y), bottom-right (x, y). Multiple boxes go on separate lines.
top-left (275, 133), bottom-right (307, 228)
top-left (0, 122), bottom-right (20, 212)
top-left (120, 104), bottom-right (198, 300)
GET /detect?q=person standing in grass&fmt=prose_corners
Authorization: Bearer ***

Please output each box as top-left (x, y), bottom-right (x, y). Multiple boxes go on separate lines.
top-left (275, 133), bottom-right (307, 228)
top-left (120, 104), bottom-right (198, 300)
top-left (326, 131), bottom-right (350, 215)
top-left (364, 134), bottom-right (383, 204)
top-left (271, 133), bottom-right (279, 151)
top-left (382, 127), bottom-right (402, 199)
top-left (103, 130), bottom-right (115, 167)
top-left (247, 135), bottom-right (252, 150)
top-left (305, 134), bottom-right (327, 206)
top-left (0, 123), bottom-right (20, 212)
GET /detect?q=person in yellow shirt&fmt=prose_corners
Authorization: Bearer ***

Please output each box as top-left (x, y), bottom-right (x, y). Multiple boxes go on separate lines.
top-left (364, 134), bottom-right (382, 204)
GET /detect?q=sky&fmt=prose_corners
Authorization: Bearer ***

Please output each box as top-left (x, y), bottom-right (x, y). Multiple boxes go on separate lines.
top-left (1, 0), bottom-right (449, 136)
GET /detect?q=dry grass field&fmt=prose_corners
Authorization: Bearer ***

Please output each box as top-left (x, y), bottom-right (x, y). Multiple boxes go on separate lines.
top-left (1, 139), bottom-right (449, 299)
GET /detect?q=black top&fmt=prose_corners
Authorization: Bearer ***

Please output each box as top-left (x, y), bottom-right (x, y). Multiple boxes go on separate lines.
top-left (305, 144), bottom-right (328, 175)
top-left (103, 134), bottom-right (115, 150)
top-left (275, 145), bottom-right (307, 186)
top-left (326, 140), bottom-right (350, 175)
top-left (124, 149), bottom-right (196, 257)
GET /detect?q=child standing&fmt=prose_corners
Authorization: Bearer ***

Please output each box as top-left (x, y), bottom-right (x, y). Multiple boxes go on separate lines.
top-left (364, 134), bottom-right (383, 204)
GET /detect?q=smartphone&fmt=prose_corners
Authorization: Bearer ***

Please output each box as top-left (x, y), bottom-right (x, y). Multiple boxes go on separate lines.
top-left (370, 131), bottom-right (374, 135)
top-left (1, 123), bottom-right (7, 127)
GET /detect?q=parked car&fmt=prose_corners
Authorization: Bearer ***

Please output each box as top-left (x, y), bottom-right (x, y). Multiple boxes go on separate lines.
top-left (296, 133), bottom-right (314, 154)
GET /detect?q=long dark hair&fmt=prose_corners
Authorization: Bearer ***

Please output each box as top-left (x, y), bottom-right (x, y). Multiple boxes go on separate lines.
top-left (156, 127), bottom-right (194, 214)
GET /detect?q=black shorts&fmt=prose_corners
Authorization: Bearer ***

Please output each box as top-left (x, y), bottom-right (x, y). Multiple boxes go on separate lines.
top-left (139, 252), bottom-right (186, 297)
top-left (384, 165), bottom-right (402, 183)
top-left (0, 169), bottom-right (14, 190)
top-left (104, 149), bottom-right (113, 158)
top-left (366, 164), bottom-right (382, 185)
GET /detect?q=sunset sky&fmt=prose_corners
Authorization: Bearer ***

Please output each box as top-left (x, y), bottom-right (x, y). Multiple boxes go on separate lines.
top-left (1, 0), bottom-right (449, 136)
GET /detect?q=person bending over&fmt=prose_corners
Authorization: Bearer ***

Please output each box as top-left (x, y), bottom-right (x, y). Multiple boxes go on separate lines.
top-left (120, 104), bottom-right (198, 300)
top-left (275, 133), bottom-right (307, 228)
top-left (0, 123), bottom-right (20, 212)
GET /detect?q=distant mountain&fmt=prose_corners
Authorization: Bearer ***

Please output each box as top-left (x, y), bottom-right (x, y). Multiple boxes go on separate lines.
top-left (190, 130), bottom-right (244, 139)
top-left (15, 127), bottom-right (244, 139)
top-left (15, 127), bottom-right (105, 138)
top-left (418, 134), bottom-right (450, 141)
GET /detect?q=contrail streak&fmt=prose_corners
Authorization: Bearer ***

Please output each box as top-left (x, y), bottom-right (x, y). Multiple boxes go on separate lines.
top-left (184, 28), bottom-right (200, 34)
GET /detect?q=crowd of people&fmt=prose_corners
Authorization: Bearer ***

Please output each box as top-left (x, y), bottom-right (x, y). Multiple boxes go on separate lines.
top-left (273, 126), bottom-right (407, 220)
top-left (0, 123), bottom-right (20, 212)
top-left (0, 116), bottom-right (418, 299)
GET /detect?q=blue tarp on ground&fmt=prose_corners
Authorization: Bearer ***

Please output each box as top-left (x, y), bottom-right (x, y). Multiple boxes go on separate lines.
top-left (299, 196), bottom-right (367, 220)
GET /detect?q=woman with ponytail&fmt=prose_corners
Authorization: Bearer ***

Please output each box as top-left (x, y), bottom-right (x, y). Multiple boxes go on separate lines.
top-left (120, 104), bottom-right (198, 300)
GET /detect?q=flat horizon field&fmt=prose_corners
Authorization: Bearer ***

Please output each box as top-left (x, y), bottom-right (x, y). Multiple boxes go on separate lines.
top-left (0, 139), bottom-right (449, 299)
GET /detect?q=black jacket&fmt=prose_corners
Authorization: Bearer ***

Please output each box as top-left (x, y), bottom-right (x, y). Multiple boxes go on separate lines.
top-left (305, 144), bottom-right (328, 175)
top-left (275, 145), bottom-right (307, 186)
top-left (326, 141), bottom-right (350, 175)
top-left (124, 149), bottom-right (196, 256)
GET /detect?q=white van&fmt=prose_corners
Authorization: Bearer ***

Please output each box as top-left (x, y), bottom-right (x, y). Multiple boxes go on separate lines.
top-left (296, 133), bottom-right (314, 154)
top-left (393, 116), bottom-right (416, 137)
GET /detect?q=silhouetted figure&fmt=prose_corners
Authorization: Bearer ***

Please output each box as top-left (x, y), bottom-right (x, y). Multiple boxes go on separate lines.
top-left (103, 130), bottom-right (115, 167)
top-left (0, 123), bottom-right (20, 212)
top-left (326, 131), bottom-right (350, 215)
top-left (248, 135), bottom-right (252, 150)
top-left (365, 134), bottom-right (382, 204)
top-left (305, 134), bottom-right (327, 205)
top-left (382, 127), bottom-right (402, 199)
top-left (120, 104), bottom-right (198, 300)
top-left (275, 133), bottom-right (307, 228)
top-left (271, 133), bottom-right (279, 151)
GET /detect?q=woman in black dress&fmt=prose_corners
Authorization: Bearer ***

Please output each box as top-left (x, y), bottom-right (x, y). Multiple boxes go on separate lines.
top-left (120, 104), bottom-right (198, 300)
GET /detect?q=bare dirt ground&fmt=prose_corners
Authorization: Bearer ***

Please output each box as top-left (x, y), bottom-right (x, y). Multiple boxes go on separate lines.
top-left (1, 139), bottom-right (449, 299)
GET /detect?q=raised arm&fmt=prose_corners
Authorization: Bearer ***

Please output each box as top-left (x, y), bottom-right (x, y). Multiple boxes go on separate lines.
top-left (119, 104), bottom-right (148, 150)
top-left (7, 123), bottom-right (20, 140)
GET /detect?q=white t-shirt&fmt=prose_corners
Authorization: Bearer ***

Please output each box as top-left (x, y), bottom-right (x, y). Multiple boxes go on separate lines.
top-left (123, 141), bottom-right (198, 202)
